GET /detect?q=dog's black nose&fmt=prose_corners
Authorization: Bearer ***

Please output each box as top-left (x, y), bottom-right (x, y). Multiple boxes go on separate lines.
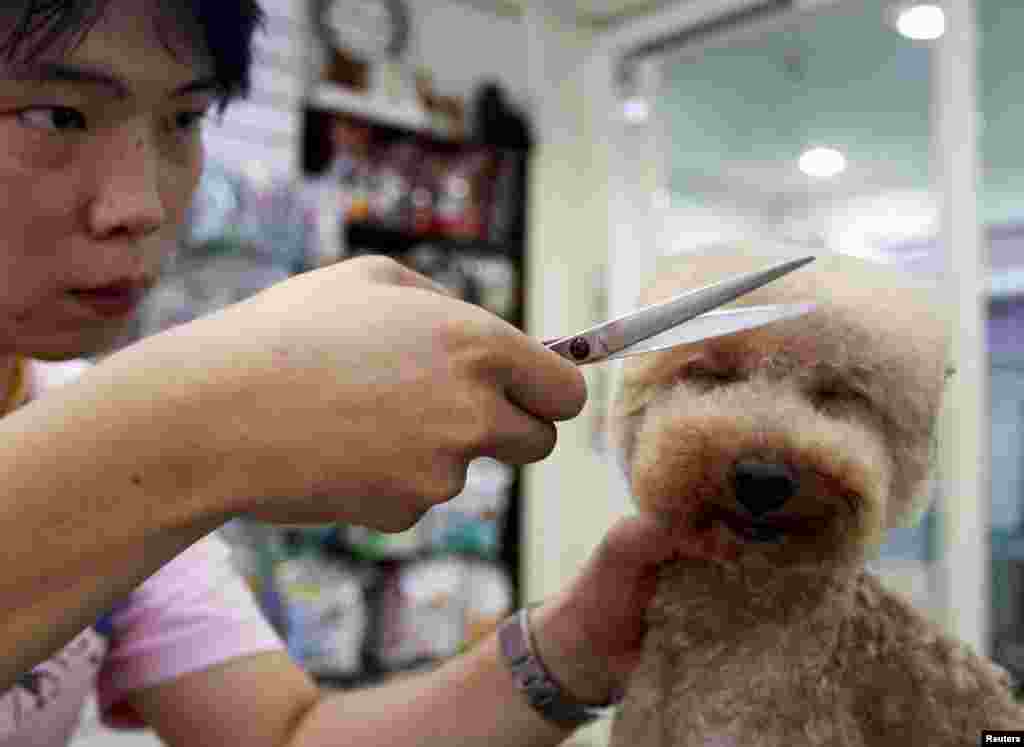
top-left (733, 460), bottom-right (798, 516)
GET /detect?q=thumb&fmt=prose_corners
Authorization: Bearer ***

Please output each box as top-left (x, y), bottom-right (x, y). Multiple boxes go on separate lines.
top-left (587, 512), bottom-right (684, 582)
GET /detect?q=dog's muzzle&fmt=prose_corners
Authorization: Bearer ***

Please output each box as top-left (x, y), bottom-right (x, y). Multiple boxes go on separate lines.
top-left (733, 460), bottom-right (799, 517)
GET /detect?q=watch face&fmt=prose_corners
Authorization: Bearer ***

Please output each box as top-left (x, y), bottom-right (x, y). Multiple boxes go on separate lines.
top-left (322, 0), bottom-right (407, 60)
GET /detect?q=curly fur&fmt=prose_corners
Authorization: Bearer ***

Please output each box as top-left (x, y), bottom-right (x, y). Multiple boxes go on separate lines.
top-left (607, 248), bottom-right (1024, 746)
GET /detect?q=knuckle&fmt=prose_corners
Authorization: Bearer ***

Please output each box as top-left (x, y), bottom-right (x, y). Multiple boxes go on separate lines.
top-left (347, 254), bottom-right (404, 281)
top-left (434, 314), bottom-right (486, 359)
top-left (434, 312), bottom-right (512, 368)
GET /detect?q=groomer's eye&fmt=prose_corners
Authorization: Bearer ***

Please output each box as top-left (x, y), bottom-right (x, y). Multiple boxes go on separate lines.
top-left (170, 109), bottom-right (210, 135)
top-left (18, 106), bottom-right (87, 134)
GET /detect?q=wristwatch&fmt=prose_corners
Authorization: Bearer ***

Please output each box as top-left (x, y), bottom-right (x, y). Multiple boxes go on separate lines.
top-left (498, 607), bottom-right (622, 729)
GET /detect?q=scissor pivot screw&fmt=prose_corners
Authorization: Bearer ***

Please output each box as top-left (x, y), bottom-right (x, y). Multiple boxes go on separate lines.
top-left (568, 337), bottom-right (591, 361)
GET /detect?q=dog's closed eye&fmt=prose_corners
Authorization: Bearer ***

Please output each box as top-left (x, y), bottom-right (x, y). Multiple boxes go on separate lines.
top-left (679, 363), bottom-right (743, 392)
top-left (808, 382), bottom-right (873, 414)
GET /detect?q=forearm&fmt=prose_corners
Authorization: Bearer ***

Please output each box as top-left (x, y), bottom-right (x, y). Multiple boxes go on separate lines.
top-left (0, 350), bottom-right (232, 688)
top-left (290, 634), bottom-right (574, 747)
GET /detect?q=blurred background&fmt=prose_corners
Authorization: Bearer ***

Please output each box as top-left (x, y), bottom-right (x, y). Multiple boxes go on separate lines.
top-left (72, 1), bottom-right (1019, 745)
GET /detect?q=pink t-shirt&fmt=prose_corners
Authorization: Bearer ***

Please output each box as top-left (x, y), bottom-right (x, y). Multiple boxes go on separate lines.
top-left (0, 359), bottom-right (285, 746)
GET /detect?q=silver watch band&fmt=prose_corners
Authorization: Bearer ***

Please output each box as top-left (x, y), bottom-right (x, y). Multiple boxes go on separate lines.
top-left (498, 607), bottom-right (619, 729)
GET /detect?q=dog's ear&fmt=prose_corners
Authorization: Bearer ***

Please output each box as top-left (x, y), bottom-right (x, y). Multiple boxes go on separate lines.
top-left (607, 362), bottom-right (663, 486)
top-left (607, 410), bottom-right (645, 485)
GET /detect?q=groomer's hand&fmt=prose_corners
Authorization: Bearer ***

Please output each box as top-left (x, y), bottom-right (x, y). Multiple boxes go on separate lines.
top-left (102, 255), bottom-right (586, 530)
top-left (527, 513), bottom-right (695, 705)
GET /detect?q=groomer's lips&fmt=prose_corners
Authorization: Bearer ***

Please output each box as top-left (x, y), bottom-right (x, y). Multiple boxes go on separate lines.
top-left (67, 277), bottom-right (154, 319)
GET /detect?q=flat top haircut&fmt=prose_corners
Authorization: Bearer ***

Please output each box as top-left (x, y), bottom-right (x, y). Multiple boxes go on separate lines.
top-left (0, 1), bottom-right (266, 111)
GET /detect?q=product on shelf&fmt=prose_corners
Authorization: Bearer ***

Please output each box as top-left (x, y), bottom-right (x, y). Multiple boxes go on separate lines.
top-left (434, 149), bottom-right (496, 241)
top-left (343, 522), bottom-right (426, 561)
top-left (368, 139), bottom-right (418, 230)
top-left (138, 159), bottom-right (311, 338)
top-left (418, 458), bottom-right (514, 558)
top-left (450, 252), bottom-right (520, 321)
top-left (274, 549), bottom-right (369, 677)
top-left (218, 520), bottom-right (292, 634)
top-left (139, 251), bottom-right (291, 337)
top-left (401, 243), bottom-right (477, 301)
top-left (374, 556), bottom-right (468, 671)
top-left (410, 149), bottom-right (445, 236)
top-left (185, 163), bottom-right (244, 247)
top-left (236, 176), bottom-right (316, 272)
top-left (302, 175), bottom-right (348, 266)
top-left (462, 560), bottom-right (514, 650)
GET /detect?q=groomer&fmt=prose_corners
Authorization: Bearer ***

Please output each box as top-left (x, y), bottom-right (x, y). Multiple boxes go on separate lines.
top-left (0, 2), bottom-right (684, 744)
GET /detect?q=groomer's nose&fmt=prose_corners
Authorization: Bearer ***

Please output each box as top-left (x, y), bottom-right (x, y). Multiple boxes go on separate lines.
top-left (88, 131), bottom-right (166, 241)
top-left (733, 460), bottom-right (798, 516)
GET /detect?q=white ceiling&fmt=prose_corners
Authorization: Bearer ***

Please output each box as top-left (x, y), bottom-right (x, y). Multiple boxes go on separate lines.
top-left (450, 0), bottom-right (679, 27)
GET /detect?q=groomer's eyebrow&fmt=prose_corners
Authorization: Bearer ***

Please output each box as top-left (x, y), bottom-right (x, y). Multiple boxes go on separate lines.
top-left (6, 62), bottom-right (221, 99)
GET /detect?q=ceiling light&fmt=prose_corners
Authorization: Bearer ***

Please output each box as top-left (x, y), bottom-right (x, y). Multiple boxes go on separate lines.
top-left (623, 97), bottom-right (649, 124)
top-left (799, 147), bottom-right (847, 179)
top-left (895, 4), bottom-right (946, 41)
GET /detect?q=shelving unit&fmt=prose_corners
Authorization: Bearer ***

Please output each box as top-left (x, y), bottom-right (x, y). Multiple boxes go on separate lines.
top-left (286, 93), bottom-right (532, 686)
top-left (345, 221), bottom-right (521, 258)
top-left (309, 82), bottom-right (450, 140)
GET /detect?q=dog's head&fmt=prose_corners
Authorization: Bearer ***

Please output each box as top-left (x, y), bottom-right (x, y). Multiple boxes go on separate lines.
top-left (609, 248), bottom-right (950, 571)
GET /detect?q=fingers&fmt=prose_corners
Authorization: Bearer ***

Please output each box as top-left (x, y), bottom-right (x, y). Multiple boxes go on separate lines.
top-left (586, 513), bottom-right (684, 581)
top-left (347, 255), bottom-right (586, 424)
top-left (493, 332), bottom-right (588, 423)
top-left (478, 397), bottom-right (559, 466)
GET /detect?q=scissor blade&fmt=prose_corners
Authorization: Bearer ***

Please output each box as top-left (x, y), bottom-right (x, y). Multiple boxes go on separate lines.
top-left (612, 256), bottom-right (815, 355)
top-left (545, 255), bottom-right (814, 364)
top-left (605, 303), bottom-right (816, 361)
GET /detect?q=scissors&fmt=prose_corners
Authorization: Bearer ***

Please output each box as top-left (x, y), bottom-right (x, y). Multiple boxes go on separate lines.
top-left (544, 256), bottom-right (816, 365)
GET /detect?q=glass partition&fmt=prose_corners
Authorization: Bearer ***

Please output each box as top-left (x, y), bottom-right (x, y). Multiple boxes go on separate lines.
top-left (978, 0), bottom-right (1024, 683)
top-left (652, 0), bottom-right (945, 617)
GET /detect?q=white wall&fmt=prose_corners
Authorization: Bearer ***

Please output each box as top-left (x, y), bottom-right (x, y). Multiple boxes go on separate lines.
top-left (204, 0), bottom-right (534, 180)
top-left (410, 0), bottom-right (531, 111)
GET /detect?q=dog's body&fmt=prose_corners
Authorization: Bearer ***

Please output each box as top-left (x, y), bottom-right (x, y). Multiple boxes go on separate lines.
top-left (607, 249), bottom-right (1024, 746)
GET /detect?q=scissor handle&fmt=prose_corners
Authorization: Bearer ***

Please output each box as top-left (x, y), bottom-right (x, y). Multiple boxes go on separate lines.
top-left (543, 335), bottom-right (607, 364)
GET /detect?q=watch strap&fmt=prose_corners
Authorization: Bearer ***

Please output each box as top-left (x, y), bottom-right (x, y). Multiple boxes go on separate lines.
top-left (498, 607), bottom-right (619, 729)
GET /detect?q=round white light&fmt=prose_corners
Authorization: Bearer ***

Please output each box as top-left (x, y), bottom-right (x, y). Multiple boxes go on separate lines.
top-left (799, 147), bottom-right (847, 179)
top-left (896, 4), bottom-right (946, 41)
top-left (623, 97), bottom-right (649, 124)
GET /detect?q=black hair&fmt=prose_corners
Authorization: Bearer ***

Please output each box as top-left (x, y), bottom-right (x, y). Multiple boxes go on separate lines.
top-left (0, 1), bottom-right (266, 110)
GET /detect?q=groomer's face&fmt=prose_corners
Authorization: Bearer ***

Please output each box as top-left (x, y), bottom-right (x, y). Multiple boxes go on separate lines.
top-left (0, 0), bottom-right (215, 359)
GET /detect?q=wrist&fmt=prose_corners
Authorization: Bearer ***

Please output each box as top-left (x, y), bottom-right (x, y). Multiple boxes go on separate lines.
top-left (528, 597), bottom-right (621, 706)
top-left (499, 604), bottom-right (622, 731)
top-left (63, 340), bottom-right (246, 522)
